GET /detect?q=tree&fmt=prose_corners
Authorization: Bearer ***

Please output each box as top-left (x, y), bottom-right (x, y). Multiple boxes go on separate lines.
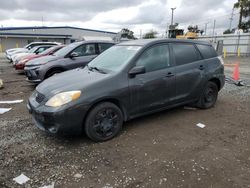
top-left (120, 28), bottom-right (136, 39)
top-left (143, 30), bottom-right (158, 39)
top-left (234, 0), bottom-right (250, 32)
top-left (223, 28), bottom-right (236, 34)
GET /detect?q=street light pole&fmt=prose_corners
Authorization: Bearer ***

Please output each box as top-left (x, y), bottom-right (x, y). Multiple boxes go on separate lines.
top-left (229, 8), bottom-right (234, 30)
top-left (171, 8), bottom-right (176, 26)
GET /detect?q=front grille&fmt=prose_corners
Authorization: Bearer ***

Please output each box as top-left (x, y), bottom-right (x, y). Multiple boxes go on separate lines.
top-left (35, 92), bottom-right (45, 103)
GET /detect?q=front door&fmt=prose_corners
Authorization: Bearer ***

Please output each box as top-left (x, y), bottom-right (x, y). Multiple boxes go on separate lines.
top-left (67, 43), bottom-right (98, 69)
top-left (128, 43), bottom-right (176, 116)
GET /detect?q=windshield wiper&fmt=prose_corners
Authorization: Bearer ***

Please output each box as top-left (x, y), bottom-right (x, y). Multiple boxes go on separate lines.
top-left (87, 65), bottom-right (106, 74)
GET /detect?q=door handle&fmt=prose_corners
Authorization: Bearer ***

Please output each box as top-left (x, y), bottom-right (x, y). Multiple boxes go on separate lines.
top-left (166, 72), bottom-right (174, 78)
top-left (199, 65), bottom-right (205, 70)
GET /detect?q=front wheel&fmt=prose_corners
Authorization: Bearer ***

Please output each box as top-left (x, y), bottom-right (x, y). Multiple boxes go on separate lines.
top-left (85, 102), bottom-right (123, 142)
top-left (196, 81), bottom-right (218, 109)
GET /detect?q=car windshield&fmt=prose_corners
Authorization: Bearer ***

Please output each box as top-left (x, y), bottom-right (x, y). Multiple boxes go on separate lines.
top-left (88, 45), bottom-right (141, 72)
top-left (40, 46), bottom-right (57, 55)
top-left (29, 46), bottom-right (39, 53)
top-left (53, 42), bottom-right (80, 57)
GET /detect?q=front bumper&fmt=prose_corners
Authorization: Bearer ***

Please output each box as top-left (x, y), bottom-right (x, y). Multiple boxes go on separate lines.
top-left (15, 63), bottom-right (25, 70)
top-left (6, 53), bottom-right (11, 61)
top-left (24, 66), bottom-right (43, 83)
top-left (27, 93), bottom-right (89, 135)
top-left (218, 74), bottom-right (225, 90)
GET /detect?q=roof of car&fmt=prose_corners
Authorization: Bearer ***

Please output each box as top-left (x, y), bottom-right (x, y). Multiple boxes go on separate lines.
top-left (75, 40), bottom-right (115, 44)
top-left (30, 45), bottom-right (54, 49)
top-left (29, 41), bottom-right (61, 44)
top-left (118, 39), bottom-right (212, 46)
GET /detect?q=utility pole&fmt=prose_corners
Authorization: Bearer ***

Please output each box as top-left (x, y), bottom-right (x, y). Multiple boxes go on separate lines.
top-left (170, 8), bottom-right (176, 26)
top-left (204, 22), bottom-right (209, 35)
top-left (212, 19), bottom-right (216, 42)
top-left (229, 8), bottom-right (234, 30)
top-left (41, 16), bottom-right (44, 26)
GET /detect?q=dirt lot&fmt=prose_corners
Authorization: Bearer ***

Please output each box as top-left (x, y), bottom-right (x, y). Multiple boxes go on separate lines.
top-left (0, 54), bottom-right (250, 188)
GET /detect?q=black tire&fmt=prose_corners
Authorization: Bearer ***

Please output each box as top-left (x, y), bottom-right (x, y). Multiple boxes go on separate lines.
top-left (45, 70), bottom-right (62, 79)
top-left (196, 81), bottom-right (218, 109)
top-left (85, 102), bottom-right (123, 142)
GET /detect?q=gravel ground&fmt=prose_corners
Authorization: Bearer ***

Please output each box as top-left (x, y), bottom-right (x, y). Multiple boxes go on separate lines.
top-left (0, 55), bottom-right (250, 188)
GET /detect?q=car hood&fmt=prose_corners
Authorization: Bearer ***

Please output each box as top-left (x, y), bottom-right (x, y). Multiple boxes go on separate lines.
top-left (6, 48), bottom-right (25, 53)
top-left (14, 53), bottom-right (32, 61)
top-left (25, 55), bottom-right (60, 66)
top-left (24, 54), bottom-right (39, 59)
top-left (36, 68), bottom-right (110, 97)
top-left (17, 53), bottom-right (35, 61)
top-left (10, 49), bottom-right (29, 55)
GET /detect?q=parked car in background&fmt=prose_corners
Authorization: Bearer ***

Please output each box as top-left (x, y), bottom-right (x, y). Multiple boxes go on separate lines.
top-left (12, 45), bottom-right (55, 65)
top-left (5, 42), bottom-right (61, 61)
top-left (27, 39), bottom-right (225, 142)
top-left (15, 45), bottom-right (65, 71)
top-left (24, 41), bottom-right (114, 83)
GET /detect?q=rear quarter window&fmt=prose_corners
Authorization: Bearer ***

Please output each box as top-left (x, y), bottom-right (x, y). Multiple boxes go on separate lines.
top-left (196, 44), bottom-right (217, 59)
top-left (98, 43), bottom-right (114, 53)
top-left (172, 43), bottom-right (202, 66)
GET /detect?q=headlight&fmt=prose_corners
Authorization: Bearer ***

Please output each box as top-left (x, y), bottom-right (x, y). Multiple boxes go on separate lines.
top-left (20, 58), bottom-right (29, 64)
top-left (45, 90), bottom-right (81, 107)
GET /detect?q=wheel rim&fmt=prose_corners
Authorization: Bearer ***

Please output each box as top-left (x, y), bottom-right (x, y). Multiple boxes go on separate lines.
top-left (93, 108), bottom-right (119, 138)
top-left (204, 86), bottom-right (215, 104)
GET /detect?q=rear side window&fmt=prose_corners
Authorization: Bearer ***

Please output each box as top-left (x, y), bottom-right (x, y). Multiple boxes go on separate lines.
top-left (196, 44), bottom-right (217, 59)
top-left (172, 43), bottom-right (201, 66)
top-left (98, 43), bottom-right (114, 53)
top-left (136, 44), bottom-right (170, 72)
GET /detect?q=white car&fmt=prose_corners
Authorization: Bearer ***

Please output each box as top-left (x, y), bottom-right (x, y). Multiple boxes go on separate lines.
top-left (5, 42), bottom-right (61, 61)
top-left (12, 45), bottom-right (55, 65)
top-left (7, 48), bottom-right (29, 60)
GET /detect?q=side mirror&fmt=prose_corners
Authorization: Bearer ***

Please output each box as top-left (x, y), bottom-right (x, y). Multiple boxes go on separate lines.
top-left (129, 66), bottom-right (145, 77)
top-left (69, 52), bottom-right (79, 58)
top-left (35, 51), bottom-right (40, 54)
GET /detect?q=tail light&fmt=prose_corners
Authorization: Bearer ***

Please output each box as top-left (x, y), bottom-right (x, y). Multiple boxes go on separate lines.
top-left (218, 56), bottom-right (224, 65)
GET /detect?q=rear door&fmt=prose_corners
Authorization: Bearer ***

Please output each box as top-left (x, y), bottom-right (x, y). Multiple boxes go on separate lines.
top-left (129, 43), bottom-right (176, 115)
top-left (171, 43), bottom-right (205, 103)
top-left (67, 43), bottom-right (98, 69)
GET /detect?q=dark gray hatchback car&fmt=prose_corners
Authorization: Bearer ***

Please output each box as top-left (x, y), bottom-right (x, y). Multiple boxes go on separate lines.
top-left (27, 39), bottom-right (225, 142)
top-left (24, 40), bottom-right (114, 83)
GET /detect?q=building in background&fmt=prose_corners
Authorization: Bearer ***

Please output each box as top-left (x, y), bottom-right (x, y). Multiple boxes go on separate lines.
top-left (0, 26), bottom-right (117, 52)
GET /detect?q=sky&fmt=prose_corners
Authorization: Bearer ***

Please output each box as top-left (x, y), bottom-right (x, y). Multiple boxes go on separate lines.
top-left (0, 0), bottom-right (239, 37)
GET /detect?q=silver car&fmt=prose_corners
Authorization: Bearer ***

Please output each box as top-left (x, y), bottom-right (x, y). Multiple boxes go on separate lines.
top-left (24, 41), bottom-right (114, 83)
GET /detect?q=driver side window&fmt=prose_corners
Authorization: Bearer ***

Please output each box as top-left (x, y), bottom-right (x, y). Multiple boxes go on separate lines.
top-left (72, 44), bottom-right (96, 57)
top-left (72, 45), bottom-right (85, 56)
top-left (136, 44), bottom-right (170, 72)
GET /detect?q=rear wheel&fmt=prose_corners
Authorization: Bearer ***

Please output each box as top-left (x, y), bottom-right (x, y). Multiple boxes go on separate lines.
top-left (85, 102), bottom-right (123, 142)
top-left (196, 81), bottom-right (218, 109)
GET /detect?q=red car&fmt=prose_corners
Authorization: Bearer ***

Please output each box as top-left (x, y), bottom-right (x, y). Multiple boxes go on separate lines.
top-left (15, 45), bottom-right (65, 70)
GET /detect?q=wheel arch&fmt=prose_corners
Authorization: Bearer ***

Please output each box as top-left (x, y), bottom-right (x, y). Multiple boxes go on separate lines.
top-left (83, 98), bottom-right (129, 126)
top-left (208, 77), bottom-right (221, 91)
top-left (45, 66), bottom-right (66, 79)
